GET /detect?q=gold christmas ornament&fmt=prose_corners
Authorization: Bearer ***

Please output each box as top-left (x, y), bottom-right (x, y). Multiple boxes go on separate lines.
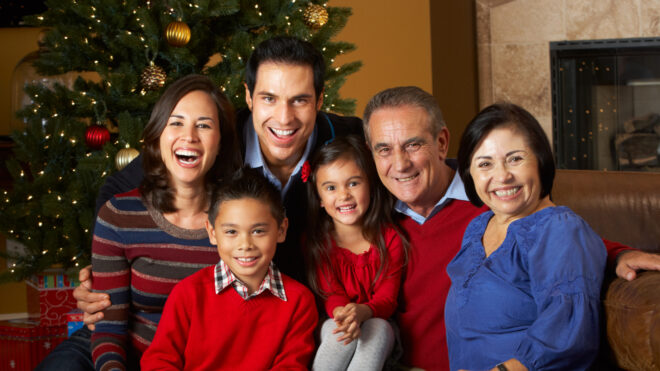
top-left (115, 147), bottom-right (140, 170)
top-left (165, 21), bottom-right (191, 47)
top-left (141, 63), bottom-right (166, 90)
top-left (303, 3), bottom-right (328, 29)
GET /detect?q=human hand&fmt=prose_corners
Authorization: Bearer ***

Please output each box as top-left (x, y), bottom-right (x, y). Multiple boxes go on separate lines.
top-left (332, 303), bottom-right (373, 345)
top-left (73, 265), bottom-right (110, 330)
top-left (615, 250), bottom-right (660, 281)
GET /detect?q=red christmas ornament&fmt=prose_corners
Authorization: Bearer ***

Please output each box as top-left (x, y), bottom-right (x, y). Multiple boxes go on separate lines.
top-left (85, 125), bottom-right (110, 150)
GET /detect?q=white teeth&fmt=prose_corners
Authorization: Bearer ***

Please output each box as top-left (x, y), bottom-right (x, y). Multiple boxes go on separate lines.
top-left (494, 187), bottom-right (520, 197)
top-left (175, 149), bottom-right (200, 164)
top-left (175, 149), bottom-right (199, 157)
top-left (397, 175), bottom-right (417, 182)
top-left (237, 257), bottom-right (256, 262)
top-left (271, 128), bottom-right (295, 136)
top-left (338, 205), bottom-right (356, 212)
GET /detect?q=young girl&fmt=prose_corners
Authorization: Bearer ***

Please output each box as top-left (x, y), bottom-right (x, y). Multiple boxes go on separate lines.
top-left (305, 135), bottom-right (407, 371)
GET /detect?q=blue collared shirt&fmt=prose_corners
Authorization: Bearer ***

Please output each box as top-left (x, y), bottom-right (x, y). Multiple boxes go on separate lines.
top-left (243, 115), bottom-right (318, 196)
top-left (394, 160), bottom-right (470, 225)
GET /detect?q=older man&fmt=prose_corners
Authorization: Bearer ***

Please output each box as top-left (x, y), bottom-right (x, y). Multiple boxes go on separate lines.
top-left (362, 86), bottom-right (660, 370)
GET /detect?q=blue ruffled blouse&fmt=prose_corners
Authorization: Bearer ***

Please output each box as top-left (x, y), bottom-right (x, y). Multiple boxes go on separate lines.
top-left (445, 206), bottom-right (606, 371)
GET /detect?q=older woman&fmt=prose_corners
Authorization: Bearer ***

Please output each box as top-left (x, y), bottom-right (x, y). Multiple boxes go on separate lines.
top-left (445, 103), bottom-right (606, 371)
top-left (90, 74), bottom-right (242, 370)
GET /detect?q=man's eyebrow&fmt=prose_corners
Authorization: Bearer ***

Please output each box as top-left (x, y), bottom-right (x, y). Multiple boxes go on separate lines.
top-left (373, 142), bottom-right (390, 150)
top-left (255, 90), bottom-right (277, 96)
top-left (403, 136), bottom-right (425, 145)
top-left (290, 93), bottom-right (313, 100)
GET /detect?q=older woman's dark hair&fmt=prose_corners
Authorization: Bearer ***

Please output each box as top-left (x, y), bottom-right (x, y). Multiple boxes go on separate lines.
top-left (457, 102), bottom-right (555, 207)
top-left (140, 74), bottom-right (242, 213)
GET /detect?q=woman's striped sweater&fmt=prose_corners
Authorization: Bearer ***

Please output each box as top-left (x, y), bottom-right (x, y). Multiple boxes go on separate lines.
top-left (91, 189), bottom-right (218, 371)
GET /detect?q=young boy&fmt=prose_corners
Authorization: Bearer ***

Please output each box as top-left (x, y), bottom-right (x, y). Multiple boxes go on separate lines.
top-left (141, 168), bottom-right (318, 370)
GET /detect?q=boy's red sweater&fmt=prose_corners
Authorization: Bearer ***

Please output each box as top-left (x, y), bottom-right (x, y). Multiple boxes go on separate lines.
top-left (141, 266), bottom-right (318, 370)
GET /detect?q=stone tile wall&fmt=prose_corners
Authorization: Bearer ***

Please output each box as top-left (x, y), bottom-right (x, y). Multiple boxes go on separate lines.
top-left (476, 0), bottom-right (660, 142)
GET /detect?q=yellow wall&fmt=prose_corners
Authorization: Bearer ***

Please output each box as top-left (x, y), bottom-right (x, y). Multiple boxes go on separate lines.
top-left (331, 0), bottom-right (433, 116)
top-left (0, 27), bottom-right (43, 136)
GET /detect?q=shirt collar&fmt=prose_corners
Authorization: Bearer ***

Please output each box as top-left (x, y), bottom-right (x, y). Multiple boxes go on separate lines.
top-left (214, 259), bottom-right (287, 301)
top-left (243, 115), bottom-right (317, 195)
top-left (394, 159), bottom-right (470, 225)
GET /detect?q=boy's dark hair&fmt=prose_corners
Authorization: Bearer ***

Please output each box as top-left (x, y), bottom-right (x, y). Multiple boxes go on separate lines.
top-left (208, 167), bottom-right (286, 225)
top-left (245, 36), bottom-right (325, 99)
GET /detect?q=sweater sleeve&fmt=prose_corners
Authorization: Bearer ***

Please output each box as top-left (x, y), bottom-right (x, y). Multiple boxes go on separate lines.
top-left (90, 201), bottom-right (132, 371)
top-left (140, 279), bottom-right (191, 371)
top-left (364, 229), bottom-right (405, 319)
top-left (317, 258), bottom-right (351, 318)
top-left (513, 212), bottom-right (606, 370)
top-left (95, 154), bottom-right (143, 215)
top-left (270, 285), bottom-right (318, 370)
top-left (603, 238), bottom-right (634, 270)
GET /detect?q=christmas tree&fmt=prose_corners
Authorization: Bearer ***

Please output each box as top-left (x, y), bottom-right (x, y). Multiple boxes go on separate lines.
top-left (0, 0), bottom-right (361, 282)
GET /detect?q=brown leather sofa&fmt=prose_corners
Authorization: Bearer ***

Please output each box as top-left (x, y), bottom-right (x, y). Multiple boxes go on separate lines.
top-left (552, 169), bottom-right (660, 371)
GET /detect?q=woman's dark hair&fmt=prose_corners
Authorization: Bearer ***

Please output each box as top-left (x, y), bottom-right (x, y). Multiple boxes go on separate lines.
top-left (305, 135), bottom-right (408, 297)
top-left (140, 74), bottom-right (242, 213)
top-left (207, 167), bottom-right (286, 226)
top-left (245, 36), bottom-right (325, 100)
top-left (457, 102), bottom-right (555, 207)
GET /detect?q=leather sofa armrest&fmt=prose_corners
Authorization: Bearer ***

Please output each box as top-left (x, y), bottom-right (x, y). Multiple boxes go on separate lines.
top-left (604, 271), bottom-right (660, 370)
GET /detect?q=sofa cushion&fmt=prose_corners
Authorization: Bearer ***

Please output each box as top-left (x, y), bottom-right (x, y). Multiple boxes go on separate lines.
top-left (552, 170), bottom-right (660, 253)
top-left (604, 271), bottom-right (660, 370)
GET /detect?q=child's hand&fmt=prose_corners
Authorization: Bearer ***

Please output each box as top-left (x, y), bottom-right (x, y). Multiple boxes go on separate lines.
top-left (331, 303), bottom-right (373, 345)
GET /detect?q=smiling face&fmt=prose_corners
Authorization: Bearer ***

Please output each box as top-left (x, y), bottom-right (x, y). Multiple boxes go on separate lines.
top-left (206, 197), bottom-right (288, 294)
top-left (367, 104), bottom-right (450, 217)
top-left (469, 126), bottom-right (543, 222)
top-left (159, 90), bottom-right (220, 189)
top-left (314, 157), bottom-right (370, 230)
top-left (245, 62), bottom-right (323, 169)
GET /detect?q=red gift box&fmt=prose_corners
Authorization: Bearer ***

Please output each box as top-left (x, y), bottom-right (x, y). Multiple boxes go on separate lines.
top-left (0, 319), bottom-right (67, 371)
top-left (26, 271), bottom-right (79, 326)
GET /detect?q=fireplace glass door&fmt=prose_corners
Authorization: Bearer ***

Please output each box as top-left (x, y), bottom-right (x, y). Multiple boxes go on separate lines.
top-left (551, 38), bottom-right (660, 172)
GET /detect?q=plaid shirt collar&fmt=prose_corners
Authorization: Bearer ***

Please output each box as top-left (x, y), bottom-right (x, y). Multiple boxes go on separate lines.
top-left (214, 259), bottom-right (287, 301)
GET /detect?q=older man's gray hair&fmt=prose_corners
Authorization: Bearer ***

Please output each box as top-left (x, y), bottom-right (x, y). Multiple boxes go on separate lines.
top-left (362, 86), bottom-right (446, 143)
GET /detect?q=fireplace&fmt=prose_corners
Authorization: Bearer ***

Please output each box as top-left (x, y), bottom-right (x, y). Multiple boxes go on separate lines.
top-left (551, 37), bottom-right (660, 172)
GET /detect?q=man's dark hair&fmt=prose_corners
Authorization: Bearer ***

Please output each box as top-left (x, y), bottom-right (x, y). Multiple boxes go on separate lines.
top-left (457, 102), bottom-right (556, 207)
top-left (245, 36), bottom-right (325, 99)
top-left (208, 167), bottom-right (286, 225)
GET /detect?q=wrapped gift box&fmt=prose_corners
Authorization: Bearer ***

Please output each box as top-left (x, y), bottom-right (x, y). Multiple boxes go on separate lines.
top-left (66, 309), bottom-right (84, 337)
top-left (26, 270), bottom-right (79, 326)
top-left (0, 319), bottom-right (67, 371)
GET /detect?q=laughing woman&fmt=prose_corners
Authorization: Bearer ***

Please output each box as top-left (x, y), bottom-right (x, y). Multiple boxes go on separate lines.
top-left (445, 103), bottom-right (606, 371)
top-left (90, 74), bottom-right (242, 370)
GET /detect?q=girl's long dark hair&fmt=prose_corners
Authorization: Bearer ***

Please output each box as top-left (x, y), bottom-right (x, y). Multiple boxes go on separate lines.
top-left (305, 135), bottom-right (408, 298)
